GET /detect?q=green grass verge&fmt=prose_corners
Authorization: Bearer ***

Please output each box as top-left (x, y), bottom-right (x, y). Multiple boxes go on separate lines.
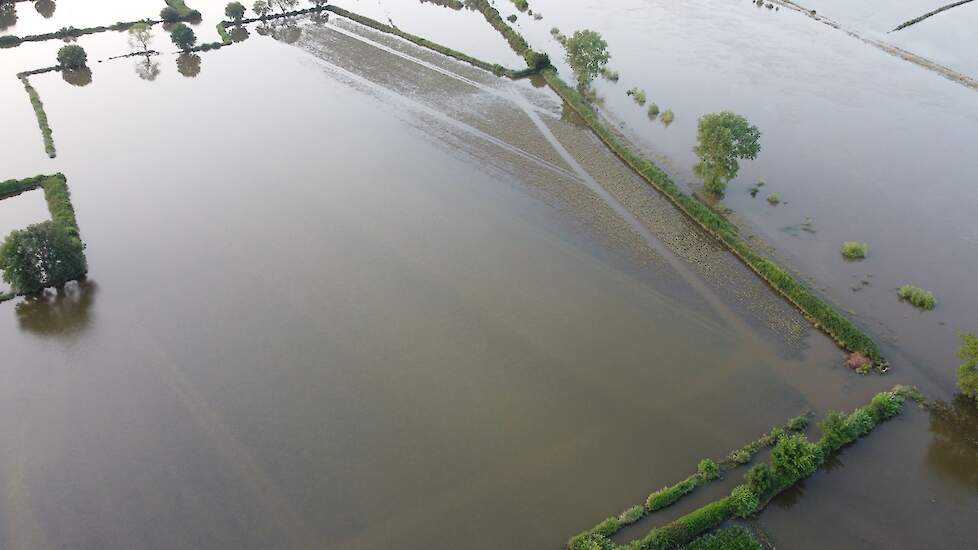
top-left (217, 22), bottom-right (232, 44)
top-left (570, 388), bottom-right (911, 550)
top-left (165, 0), bottom-right (195, 17)
top-left (19, 76), bottom-right (56, 158)
top-left (682, 526), bottom-right (760, 550)
top-left (541, 68), bottom-right (885, 371)
top-left (323, 6), bottom-right (540, 78)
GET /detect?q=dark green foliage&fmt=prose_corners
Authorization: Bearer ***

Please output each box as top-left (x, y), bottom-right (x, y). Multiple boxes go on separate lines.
top-left (817, 411), bottom-right (850, 452)
top-left (164, 0), bottom-right (201, 19)
top-left (786, 414), bottom-right (809, 431)
top-left (0, 34), bottom-right (20, 46)
top-left (506, 13), bottom-right (517, 22)
top-left (619, 504), bottom-right (645, 524)
top-left (57, 44), bottom-right (87, 68)
top-left (540, 68), bottom-right (885, 370)
top-left (843, 407), bottom-right (876, 438)
top-left (693, 111), bottom-right (761, 194)
top-left (0, 222), bottom-right (86, 295)
top-left (841, 241), bottom-right (869, 259)
top-left (958, 333), bottom-right (978, 407)
top-left (697, 458), bottom-right (719, 480)
top-left (869, 391), bottom-right (904, 421)
top-left (683, 526), bottom-right (761, 550)
top-left (170, 23), bottom-right (196, 50)
top-left (19, 77), bottom-right (55, 158)
top-left (728, 484), bottom-right (759, 518)
top-left (564, 29), bottom-right (610, 85)
top-left (524, 49), bottom-right (551, 70)
top-left (160, 6), bottom-right (181, 21)
top-left (225, 1), bottom-right (246, 20)
top-left (744, 462), bottom-right (774, 494)
top-left (638, 498), bottom-right (733, 550)
top-left (511, 0), bottom-right (529, 11)
top-left (770, 433), bottom-right (821, 482)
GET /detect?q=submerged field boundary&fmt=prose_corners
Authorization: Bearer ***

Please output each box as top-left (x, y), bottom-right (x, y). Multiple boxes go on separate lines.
top-left (891, 0), bottom-right (976, 32)
top-left (0, 173), bottom-right (86, 303)
top-left (568, 386), bottom-right (919, 550)
top-left (16, 69), bottom-right (60, 158)
top-left (568, 413), bottom-right (811, 547)
top-left (320, 6), bottom-right (540, 79)
top-left (442, 5), bottom-right (888, 370)
top-left (769, 0), bottom-right (978, 91)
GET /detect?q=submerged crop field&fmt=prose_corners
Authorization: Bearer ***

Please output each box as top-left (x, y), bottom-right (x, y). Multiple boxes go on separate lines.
top-left (0, 1), bottom-right (975, 549)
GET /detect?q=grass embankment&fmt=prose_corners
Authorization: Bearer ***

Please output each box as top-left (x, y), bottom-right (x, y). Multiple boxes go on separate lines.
top-left (569, 387), bottom-right (917, 550)
top-left (567, 414), bottom-right (809, 547)
top-left (217, 22), bottom-right (232, 44)
top-left (322, 6), bottom-right (541, 79)
top-left (465, 1), bottom-right (886, 371)
top-left (18, 76), bottom-right (56, 158)
top-left (0, 173), bottom-right (85, 302)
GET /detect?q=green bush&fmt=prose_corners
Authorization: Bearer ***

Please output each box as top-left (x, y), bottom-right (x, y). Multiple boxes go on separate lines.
top-left (160, 6), bottom-right (180, 21)
top-left (627, 87), bottom-right (646, 105)
top-left (843, 407), bottom-right (876, 438)
top-left (591, 516), bottom-right (621, 537)
top-left (0, 34), bottom-right (20, 47)
top-left (57, 44), bottom-right (87, 68)
top-left (648, 103), bottom-right (660, 118)
top-left (766, 192), bottom-right (780, 204)
top-left (744, 462), bottom-right (774, 494)
top-left (225, 1), bottom-right (246, 20)
top-left (646, 476), bottom-right (699, 511)
top-left (786, 414), bottom-right (809, 431)
top-left (619, 504), bottom-right (645, 524)
top-left (841, 241), bottom-right (869, 259)
top-left (170, 23), bottom-right (196, 50)
top-left (869, 391), bottom-right (903, 420)
top-left (0, 221), bottom-right (87, 295)
top-left (958, 333), bottom-right (978, 408)
top-left (729, 484), bottom-right (759, 518)
top-left (770, 433), bottom-right (821, 482)
top-left (729, 448), bottom-right (750, 464)
top-left (661, 109), bottom-right (674, 124)
top-left (817, 411), bottom-right (851, 452)
top-left (511, 0), bottom-right (529, 11)
top-left (683, 526), bottom-right (761, 550)
top-left (697, 458), bottom-right (719, 480)
top-left (898, 285), bottom-right (936, 310)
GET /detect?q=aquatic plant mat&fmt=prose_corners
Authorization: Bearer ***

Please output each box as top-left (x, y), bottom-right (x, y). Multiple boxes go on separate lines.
top-left (0, 173), bottom-right (86, 303)
top-left (460, 1), bottom-right (888, 371)
top-left (567, 386), bottom-right (918, 550)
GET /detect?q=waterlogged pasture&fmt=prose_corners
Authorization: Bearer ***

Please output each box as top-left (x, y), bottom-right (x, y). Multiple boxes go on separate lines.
top-left (0, 2), bottom-right (976, 549)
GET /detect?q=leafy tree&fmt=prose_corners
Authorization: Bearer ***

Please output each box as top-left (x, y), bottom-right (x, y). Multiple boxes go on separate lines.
top-left (253, 0), bottom-right (271, 17)
top-left (697, 458), bottom-right (719, 480)
top-left (693, 111), bottom-right (761, 194)
top-left (817, 411), bottom-right (851, 452)
top-left (128, 22), bottom-right (154, 53)
top-left (729, 484), bottom-right (759, 518)
top-left (0, 221), bottom-right (87, 295)
top-left (958, 333), bottom-right (978, 408)
top-left (563, 29), bottom-right (609, 86)
top-left (770, 433), bottom-right (821, 482)
top-left (225, 1), bottom-right (246, 20)
top-left (744, 462), bottom-right (773, 494)
top-left (272, 0), bottom-right (298, 12)
top-left (160, 6), bottom-right (180, 22)
top-left (35, 0), bottom-right (57, 19)
top-left (0, 1), bottom-right (16, 32)
top-left (170, 23), bottom-right (196, 50)
top-left (56, 44), bottom-right (88, 69)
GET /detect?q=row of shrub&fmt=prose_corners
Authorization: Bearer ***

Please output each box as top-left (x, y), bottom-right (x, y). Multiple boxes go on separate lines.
top-left (567, 414), bottom-right (809, 549)
top-left (161, 0), bottom-right (202, 22)
top-left (19, 76), bottom-right (56, 158)
top-left (569, 388), bottom-right (912, 550)
top-left (322, 6), bottom-right (541, 79)
top-left (0, 174), bottom-right (80, 240)
top-left (540, 69), bottom-right (886, 371)
top-left (462, 0), bottom-right (550, 71)
top-left (683, 525), bottom-right (760, 550)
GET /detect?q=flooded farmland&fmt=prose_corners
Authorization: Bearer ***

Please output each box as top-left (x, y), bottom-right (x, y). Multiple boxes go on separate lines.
top-left (0, 1), bottom-right (976, 549)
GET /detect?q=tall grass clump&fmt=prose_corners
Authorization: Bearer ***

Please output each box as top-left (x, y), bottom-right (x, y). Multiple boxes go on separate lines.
top-left (648, 102), bottom-right (660, 118)
top-left (898, 285), bottom-right (936, 310)
top-left (841, 241), bottom-right (868, 259)
top-left (660, 109), bottom-right (674, 124)
top-left (684, 525), bottom-right (761, 550)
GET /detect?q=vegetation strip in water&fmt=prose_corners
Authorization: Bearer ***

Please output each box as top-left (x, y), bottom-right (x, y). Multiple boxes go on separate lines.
top-left (567, 414), bottom-right (809, 547)
top-left (568, 387), bottom-right (917, 550)
top-left (0, 173), bottom-right (87, 302)
top-left (463, 0), bottom-right (887, 371)
top-left (17, 75), bottom-right (56, 158)
top-left (890, 0), bottom-right (976, 32)
top-left (321, 6), bottom-right (541, 79)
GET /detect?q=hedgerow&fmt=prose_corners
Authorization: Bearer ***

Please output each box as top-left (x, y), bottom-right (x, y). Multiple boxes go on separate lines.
top-left (19, 76), bottom-right (56, 158)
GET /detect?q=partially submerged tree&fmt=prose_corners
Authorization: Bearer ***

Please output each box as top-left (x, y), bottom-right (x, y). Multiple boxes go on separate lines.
top-left (34, 0), bottom-right (57, 19)
top-left (128, 22), bottom-right (154, 53)
top-left (170, 23), bottom-right (197, 50)
top-left (563, 29), bottom-right (609, 86)
top-left (225, 1), bottom-right (246, 21)
top-left (56, 44), bottom-right (88, 69)
top-left (0, 221), bottom-right (87, 295)
top-left (958, 333), bottom-right (978, 408)
top-left (176, 52), bottom-right (202, 77)
top-left (693, 111), bottom-right (761, 194)
top-left (253, 0), bottom-right (271, 18)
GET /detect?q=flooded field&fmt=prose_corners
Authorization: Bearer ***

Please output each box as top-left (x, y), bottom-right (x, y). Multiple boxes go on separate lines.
top-left (0, 1), bottom-right (976, 549)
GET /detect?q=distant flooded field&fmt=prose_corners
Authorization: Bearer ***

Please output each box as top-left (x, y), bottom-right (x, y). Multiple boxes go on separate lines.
top-left (0, 1), bottom-right (976, 549)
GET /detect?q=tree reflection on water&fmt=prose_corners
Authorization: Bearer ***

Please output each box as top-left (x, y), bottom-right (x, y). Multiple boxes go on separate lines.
top-left (15, 279), bottom-right (97, 339)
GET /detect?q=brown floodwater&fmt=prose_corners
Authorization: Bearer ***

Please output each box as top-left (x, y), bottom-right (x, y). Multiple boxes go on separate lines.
top-left (0, 1), bottom-right (976, 549)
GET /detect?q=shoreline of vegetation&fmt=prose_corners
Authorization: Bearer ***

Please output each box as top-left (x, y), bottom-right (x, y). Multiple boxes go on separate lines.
top-left (18, 74), bottom-right (56, 158)
top-left (457, 2), bottom-right (887, 371)
top-left (321, 6), bottom-right (542, 79)
top-left (568, 387), bottom-right (918, 549)
top-left (568, 414), bottom-right (810, 547)
top-left (0, 173), bottom-right (87, 302)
